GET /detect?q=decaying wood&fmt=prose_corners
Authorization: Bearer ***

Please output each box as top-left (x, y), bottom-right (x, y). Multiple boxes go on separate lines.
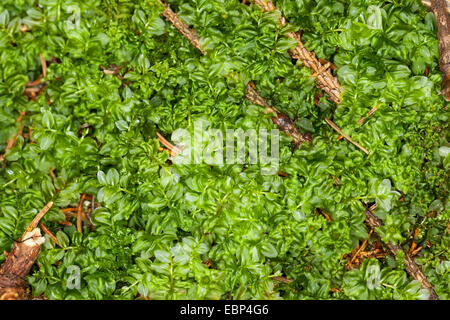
top-left (430, 0), bottom-right (450, 101)
top-left (251, 0), bottom-right (341, 104)
top-left (0, 202), bottom-right (53, 300)
top-left (0, 229), bottom-right (45, 300)
top-left (363, 207), bottom-right (439, 300)
top-left (158, 0), bottom-right (311, 148)
top-left (422, 0), bottom-right (450, 14)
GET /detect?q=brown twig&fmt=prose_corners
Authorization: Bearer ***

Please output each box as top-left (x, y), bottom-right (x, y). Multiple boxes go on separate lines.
top-left (158, 0), bottom-right (312, 149)
top-left (22, 202), bottom-right (53, 239)
top-left (0, 229), bottom-right (45, 300)
top-left (358, 106), bottom-right (379, 126)
top-left (156, 132), bottom-right (182, 157)
top-left (251, 0), bottom-right (341, 104)
top-left (157, 0), bottom-right (206, 54)
top-left (38, 223), bottom-right (58, 245)
top-left (363, 206), bottom-right (439, 300)
top-left (246, 83), bottom-right (313, 148)
top-left (76, 194), bottom-right (86, 232)
top-left (422, 0), bottom-right (450, 14)
top-left (324, 118), bottom-right (369, 155)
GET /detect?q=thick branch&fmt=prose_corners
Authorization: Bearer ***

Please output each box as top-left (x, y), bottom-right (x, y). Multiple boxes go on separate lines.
top-left (431, 0), bottom-right (450, 101)
top-left (422, 0), bottom-right (450, 14)
top-left (0, 202), bottom-right (53, 300)
top-left (0, 229), bottom-right (45, 300)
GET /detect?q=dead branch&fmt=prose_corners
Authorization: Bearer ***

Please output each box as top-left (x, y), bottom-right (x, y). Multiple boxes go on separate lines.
top-left (363, 206), bottom-right (439, 300)
top-left (430, 0), bottom-right (450, 101)
top-left (157, 0), bottom-right (206, 55)
top-left (251, 0), bottom-right (341, 104)
top-left (0, 202), bottom-right (53, 300)
top-left (246, 83), bottom-right (312, 148)
top-left (158, 0), bottom-right (312, 148)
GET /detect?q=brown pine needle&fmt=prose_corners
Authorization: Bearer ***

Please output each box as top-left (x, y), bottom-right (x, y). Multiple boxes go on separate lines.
top-left (358, 106), bottom-right (379, 125)
top-left (411, 246), bottom-right (423, 257)
top-left (156, 132), bottom-right (181, 156)
top-left (350, 229), bottom-right (374, 265)
top-left (76, 194), bottom-right (86, 232)
top-left (26, 75), bottom-right (43, 87)
top-left (324, 118), bottom-right (370, 155)
top-left (58, 221), bottom-right (73, 227)
top-left (39, 223), bottom-right (58, 245)
top-left (22, 201), bottom-right (53, 239)
top-left (39, 53), bottom-right (47, 78)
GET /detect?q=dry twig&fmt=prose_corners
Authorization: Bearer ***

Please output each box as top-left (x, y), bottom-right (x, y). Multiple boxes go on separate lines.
top-left (158, 0), bottom-right (312, 148)
top-left (324, 118), bottom-right (370, 155)
top-left (251, 0), bottom-right (341, 104)
top-left (363, 206), bottom-right (439, 300)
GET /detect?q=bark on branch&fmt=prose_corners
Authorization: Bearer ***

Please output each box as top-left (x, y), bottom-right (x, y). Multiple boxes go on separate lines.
top-left (363, 207), bottom-right (439, 300)
top-left (0, 202), bottom-right (53, 300)
top-left (430, 0), bottom-right (450, 101)
top-left (422, 0), bottom-right (450, 14)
